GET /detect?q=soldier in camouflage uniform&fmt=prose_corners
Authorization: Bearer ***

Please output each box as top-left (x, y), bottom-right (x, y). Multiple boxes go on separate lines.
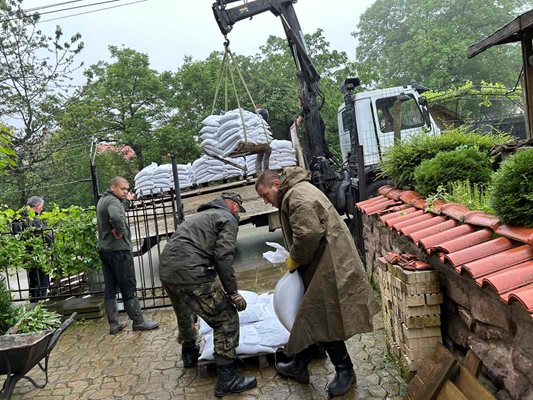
top-left (159, 192), bottom-right (256, 397)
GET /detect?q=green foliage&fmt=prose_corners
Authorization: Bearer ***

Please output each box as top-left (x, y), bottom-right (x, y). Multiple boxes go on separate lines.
top-left (0, 0), bottom-right (84, 206)
top-left (448, 180), bottom-right (493, 214)
top-left (490, 149), bottom-right (533, 227)
top-left (354, 0), bottom-right (530, 90)
top-left (43, 206), bottom-right (100, 277)
top-left (379, 127), bottom-right (511, 189)
top-left (425, 81), bottom-right (524, 132)
top-left (0, 278), bottom-right (16, 334)
top-left (0, 125), bottom-right (16, 171)
top-left (12, 303), bottom-right (61, 334)
top-left (414, 147), bottom-right (493, 196)
top-left (0, 206), bottom-right (99, 277)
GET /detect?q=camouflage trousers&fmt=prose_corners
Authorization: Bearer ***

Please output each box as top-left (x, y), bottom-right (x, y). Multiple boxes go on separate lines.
top-left (161, 280), bottom-right (239, 360)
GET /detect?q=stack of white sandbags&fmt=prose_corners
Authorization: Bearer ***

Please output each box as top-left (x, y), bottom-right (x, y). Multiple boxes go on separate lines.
top-left (245, 140), bottom-right (297, 176)
top-left (191, 155), bottom-right (245, 185)
top-left (199, 109), bottom-right (273, 158)
top-left (134, 162), bottom-right (157, 196)
top-left (152, 163), bottom-right (193, 192)
top-left (134, 162), bottom-right (194, 197)
top-left (269, 139), bottom-right (297, 170)
top-left (198, 291), bottom-right (289, 361)
top-left (198, 115), bottom-right (222, 156)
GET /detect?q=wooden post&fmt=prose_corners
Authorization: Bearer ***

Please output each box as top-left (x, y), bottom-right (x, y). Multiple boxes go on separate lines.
top-left (521, 31), bottom-right (533, 139)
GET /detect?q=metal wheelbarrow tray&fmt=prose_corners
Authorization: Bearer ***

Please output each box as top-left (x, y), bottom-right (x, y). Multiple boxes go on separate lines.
top-left (0, 312), bottom-right (77, 400)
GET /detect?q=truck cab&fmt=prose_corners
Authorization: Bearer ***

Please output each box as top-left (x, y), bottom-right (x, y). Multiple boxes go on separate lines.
top-left (337, 86), bottom-right (441, 172)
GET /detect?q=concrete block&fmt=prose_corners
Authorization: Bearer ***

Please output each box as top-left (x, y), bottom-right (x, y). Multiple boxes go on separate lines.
top-left (425, 293), bottom-right (444, 305)
top-left (405, 294), bottom-right (426, 307)
top-left (404, 315), bottom-right (441, 329)
top-left (401, 324), bottom-right (442, 340)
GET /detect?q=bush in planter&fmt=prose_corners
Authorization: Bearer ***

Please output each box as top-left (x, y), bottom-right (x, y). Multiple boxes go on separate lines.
top-left (490, 149), bottom-right (533, 227)
top-left (413, 147), bottom-right (493, 197)
top-left (379, 127), bottom-right (511, 189)
top-left (0, 205), bottom-right (100, 279)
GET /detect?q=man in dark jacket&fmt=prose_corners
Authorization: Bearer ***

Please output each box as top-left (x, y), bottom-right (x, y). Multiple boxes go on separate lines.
top-left (255, 168), bottom-right (379, 397)
top-left (96, 176), bottom-right (159, 334)
top-left (12, 196), bottom-right (54, 302)
top-left (159, 192), bottom-right (256, 398)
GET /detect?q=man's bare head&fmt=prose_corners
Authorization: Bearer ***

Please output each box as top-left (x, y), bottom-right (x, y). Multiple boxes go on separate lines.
top-left (255, 170), bottom-right (281, 207)
top-left (110, 176), bottom-right (130, 199)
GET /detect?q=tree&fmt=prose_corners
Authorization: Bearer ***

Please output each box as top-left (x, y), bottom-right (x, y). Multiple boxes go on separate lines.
top-left (0, 0), bottom-right (83, 206)
top-left (354, 0), bottom-right (533, 90)
top-left (0, 124), bottom-right (16, 172)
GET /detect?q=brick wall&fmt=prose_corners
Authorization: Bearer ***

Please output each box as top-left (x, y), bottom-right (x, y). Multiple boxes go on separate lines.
top-left (362, 214), bottom-right (533, 400)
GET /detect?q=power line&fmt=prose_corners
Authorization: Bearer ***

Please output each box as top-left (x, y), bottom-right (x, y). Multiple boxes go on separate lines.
top-left (1, 0), bottom-right (128, 23)
top-left (38, 0), bottom-right (147, 23)
top-left (25, 1), bottom-right (87, 12)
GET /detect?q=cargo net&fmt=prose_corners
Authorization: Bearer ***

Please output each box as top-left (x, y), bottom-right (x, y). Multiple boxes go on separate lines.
top-left (200, 42), bottom-right (272, 160)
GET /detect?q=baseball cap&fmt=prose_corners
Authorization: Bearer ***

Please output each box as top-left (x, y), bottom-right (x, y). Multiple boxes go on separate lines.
top-left (221, 192), bottom-right (246, 213)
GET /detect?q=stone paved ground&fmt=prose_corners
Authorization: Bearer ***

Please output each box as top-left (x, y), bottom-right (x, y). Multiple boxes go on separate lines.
top-left (9, 265), bottom-right (406, 400)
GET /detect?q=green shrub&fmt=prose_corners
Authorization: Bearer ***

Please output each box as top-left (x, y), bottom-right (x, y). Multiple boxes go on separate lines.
top-left (448, 180), bottom-right (493, 213)
top-left (490, 149), bottom-right (533, 227)
top-left (0, 278), bottom-right (14, 334)
top-left (379, 127), bottom-right (511, 189)
top-left (414, 147), bottom-right (493, 197)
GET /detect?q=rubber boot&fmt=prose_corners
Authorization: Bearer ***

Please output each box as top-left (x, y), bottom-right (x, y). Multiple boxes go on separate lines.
top-left (322, 341), bottom-right (356, 397)
top-left (182, 344), bottom-right (200, 368)
top-left (214, 361), bottom-right (257, 397)
top-left (104, 299), bottom-right (127, 335)
top-left (275, 346), bottom-right (313, 384)
top-left (124, 297), bottom-right (159, 331)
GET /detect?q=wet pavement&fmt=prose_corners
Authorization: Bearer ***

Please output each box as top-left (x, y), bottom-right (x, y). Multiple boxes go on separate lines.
top-left (9, 264), bottom-right (407, 400)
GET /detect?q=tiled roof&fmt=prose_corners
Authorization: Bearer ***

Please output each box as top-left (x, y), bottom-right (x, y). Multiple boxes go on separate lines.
top-left (357, 186), bottom-right (533, 319)
top-left (97, 143), bottom-right (136, 160)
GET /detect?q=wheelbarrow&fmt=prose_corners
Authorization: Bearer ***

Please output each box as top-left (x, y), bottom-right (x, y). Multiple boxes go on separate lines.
top-left (0, 312), bottom-right (77, 400)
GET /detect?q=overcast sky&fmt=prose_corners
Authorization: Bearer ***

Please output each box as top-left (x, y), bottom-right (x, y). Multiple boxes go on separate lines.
top-left (23, 0), bottom-right (375, 81)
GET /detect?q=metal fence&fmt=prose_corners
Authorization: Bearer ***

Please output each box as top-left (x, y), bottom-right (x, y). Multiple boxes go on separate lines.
top-left (1, 190), bottom-right (181, 310)
top-left (1, 230), bottom-right (92, 303)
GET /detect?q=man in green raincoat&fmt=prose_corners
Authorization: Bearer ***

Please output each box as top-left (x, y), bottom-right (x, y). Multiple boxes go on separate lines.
top-left (256, 167), bottom-right (379, 397)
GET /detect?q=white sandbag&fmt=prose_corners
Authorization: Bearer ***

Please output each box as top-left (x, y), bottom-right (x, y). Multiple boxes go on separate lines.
top-left (200, 131), bottom-right (218, 141)
top-left (271, 140), bottom-right (294, 150)
top-left (201, 115), bottom-right (222, 127)
top-left (273, 271), bottom-right (305, 332)
top-left (134, 162), bottom-right (158, 181)
top-left (199, 125), bottom-right (218, 135)
top-left (218, 119), bottom-right (241, 134)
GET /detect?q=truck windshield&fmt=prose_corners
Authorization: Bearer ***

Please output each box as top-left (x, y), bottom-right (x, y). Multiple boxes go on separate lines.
top-left (376, 95), bottom-right (424, 133)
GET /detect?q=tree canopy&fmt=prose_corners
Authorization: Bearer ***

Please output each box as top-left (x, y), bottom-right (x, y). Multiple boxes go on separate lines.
top-left (354, 0), bottom-right (533, 90)
top-left (0, 0), bottom-right (84, 206)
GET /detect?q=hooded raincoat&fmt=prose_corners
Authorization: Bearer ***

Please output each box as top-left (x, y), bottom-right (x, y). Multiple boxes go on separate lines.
top-left (278, 167), bottom-right (380, 355)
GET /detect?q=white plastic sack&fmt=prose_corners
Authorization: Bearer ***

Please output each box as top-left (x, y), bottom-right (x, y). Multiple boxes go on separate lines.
top-left (273, 271), bottom-right (305, 332)
top-left (262, 242), bottom-right (290, 264)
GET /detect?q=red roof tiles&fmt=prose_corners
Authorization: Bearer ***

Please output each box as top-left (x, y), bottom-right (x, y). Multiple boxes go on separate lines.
top-left (356, 189), bottom-right (533, 318)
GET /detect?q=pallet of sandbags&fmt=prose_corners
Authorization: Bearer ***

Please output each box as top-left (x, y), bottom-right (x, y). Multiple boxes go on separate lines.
top-left (199, 109), bottom-right (273, 158)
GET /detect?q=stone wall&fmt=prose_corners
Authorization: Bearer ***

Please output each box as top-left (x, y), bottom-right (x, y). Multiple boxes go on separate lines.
top-left (362, 214), bottom-right (533, 400)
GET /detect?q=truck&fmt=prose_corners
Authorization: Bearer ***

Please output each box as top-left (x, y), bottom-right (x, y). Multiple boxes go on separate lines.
top-left (130, 0), bottom-right (443, 251)
top-left (212, 0), bottom-right (440, 215)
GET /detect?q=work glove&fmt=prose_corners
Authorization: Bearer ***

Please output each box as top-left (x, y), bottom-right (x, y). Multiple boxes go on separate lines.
top-left (285, 256), bottom-right (300, 273)
top-left (227, 292), bottom-right (247, 311)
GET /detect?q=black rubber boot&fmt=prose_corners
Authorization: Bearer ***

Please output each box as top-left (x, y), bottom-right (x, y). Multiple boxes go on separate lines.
top-left (182, 344), bottom-right (199, 368)
top-left (275, 347), bottom-right (313, 384)
top-left (214, 361), bottom-right (257, 397)
top-left (322, 341), bottom-right (356, 397)
top-left (104, 299), bottom-right (127, 335)
top-left (124, 298), bottom-right (159, 331)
